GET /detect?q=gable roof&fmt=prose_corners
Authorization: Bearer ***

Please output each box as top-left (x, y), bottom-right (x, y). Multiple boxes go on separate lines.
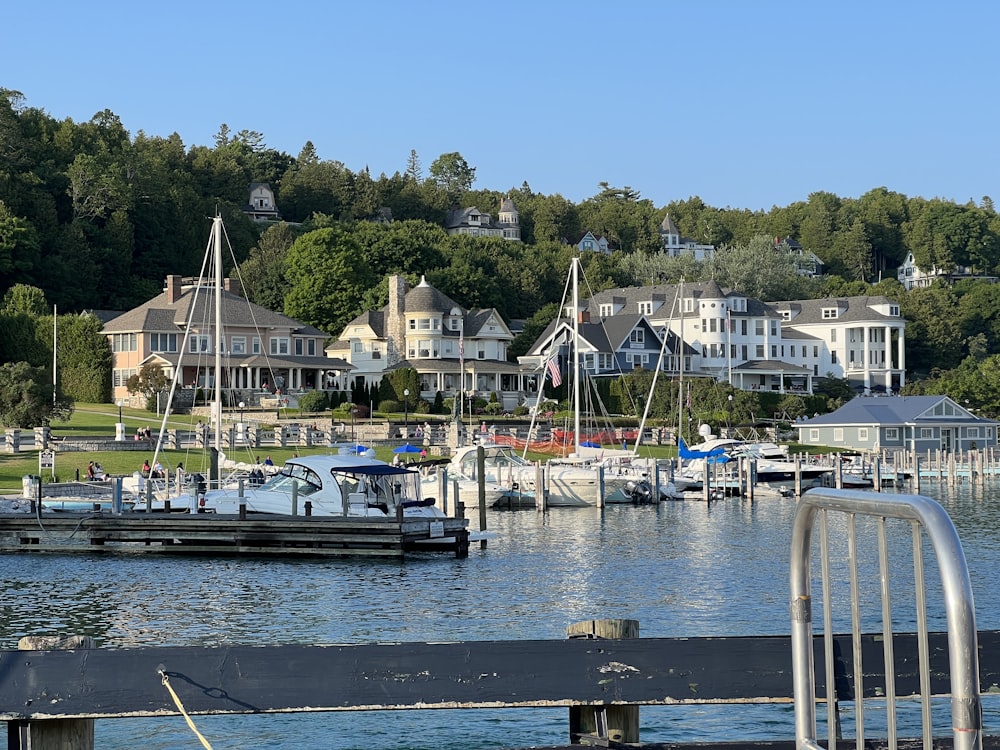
top-left (803, 396), bottom-right (991, 426)
top-left (774, 296), bottom-right (898, 325)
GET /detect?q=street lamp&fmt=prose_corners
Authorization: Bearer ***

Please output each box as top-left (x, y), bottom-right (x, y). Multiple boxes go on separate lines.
top-left (727, 393), bottom-right (734, 437)
top-left (403, 389), bottom-right (410, 438)
top-left (238, 401), bottom-right (246, 443)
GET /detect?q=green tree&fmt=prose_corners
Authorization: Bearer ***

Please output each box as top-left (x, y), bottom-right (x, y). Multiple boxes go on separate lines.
top-left (57, 312), bottom-right (111, 403)
top-left (429, 152), bottom-right (475, 204)
top-left (705, 234), bottom-right (801, 300)
top-left (125, 362), bottom-right (169, 407)
top-left (0, 361), bottom-right (72, 427)
top-left (239, 222), bottom-right (297, 311)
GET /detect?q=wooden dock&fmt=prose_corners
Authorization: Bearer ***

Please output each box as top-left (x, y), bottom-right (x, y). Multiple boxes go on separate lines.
top-left (0, 512), bottom-right (470, 558)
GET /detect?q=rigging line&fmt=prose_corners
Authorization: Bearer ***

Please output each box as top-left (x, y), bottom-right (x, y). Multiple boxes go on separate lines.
top-left (149, 225), bottom-right (216, 485)
top-left (634, 284), bottom-right (682, 452)
top-left (521, 259), bottom-right (575, 462)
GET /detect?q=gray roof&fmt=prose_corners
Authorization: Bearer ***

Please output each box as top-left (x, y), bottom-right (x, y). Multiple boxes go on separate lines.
top-left (405, 279), bottom-right (462, 314)
top-left (586, 282), bottom-right (779, 319)
top-left (732, 360), bottom-right (810, 374)
top-left (103, 286), bottom-right (328, 338)
top-left (774, 296), bottom-right (899, 325)
top-left (803, 396), bottom-right (994, 427)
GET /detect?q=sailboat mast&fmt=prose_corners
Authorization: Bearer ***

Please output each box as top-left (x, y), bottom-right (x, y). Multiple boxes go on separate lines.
top-left (572, 257), bottom-right (581, 455)
top-left (677, 278), bottom-right (685, 468)
top-left (52, 304), bottom-right (57, 404)
top-left (213, 215), bottom-right (223, 452)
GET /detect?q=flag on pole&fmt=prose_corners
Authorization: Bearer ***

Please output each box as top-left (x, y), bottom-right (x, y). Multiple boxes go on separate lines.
top-left (547, 356), bottom-right (563, 387)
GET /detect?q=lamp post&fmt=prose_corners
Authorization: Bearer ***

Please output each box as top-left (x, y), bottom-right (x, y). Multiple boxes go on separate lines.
top-left (403, 389), bottom-right (410, 439)
top-left (727, 393), bottom-right (734, 438)
top-left (238, 401), bottom-right (246, 443)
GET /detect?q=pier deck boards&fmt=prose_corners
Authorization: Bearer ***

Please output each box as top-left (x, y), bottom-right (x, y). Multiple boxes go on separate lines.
top-left (0, 512), bottom-right (470, 558)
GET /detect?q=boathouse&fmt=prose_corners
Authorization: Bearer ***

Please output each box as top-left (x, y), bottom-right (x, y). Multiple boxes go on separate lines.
top-left (797, 394), bottom-right (998, 453)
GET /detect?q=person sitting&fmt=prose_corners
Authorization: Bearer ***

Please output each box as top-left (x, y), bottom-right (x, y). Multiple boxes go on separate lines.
top-left (151, 460), bottom-right (165, 479)
top-left (141, 459), bottom-right (151, 478)
top-left (87, 461), bottom-right (96, 481)
top-left (263, 455), bottom-right (274, 467)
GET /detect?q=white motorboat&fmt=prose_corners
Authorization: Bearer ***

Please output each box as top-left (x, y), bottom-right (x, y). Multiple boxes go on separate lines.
top-left (679, 437), bottom-right (832, 488)
top-left (197, 453), bottom-right (452, 522)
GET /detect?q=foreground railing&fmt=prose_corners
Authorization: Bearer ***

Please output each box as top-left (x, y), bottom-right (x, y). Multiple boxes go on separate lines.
top-left (791, 488), bottom-right (982, 750)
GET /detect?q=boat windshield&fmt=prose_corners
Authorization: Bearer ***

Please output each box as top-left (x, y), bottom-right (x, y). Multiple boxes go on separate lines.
top-left (263, 464), bottom-right (322, 495)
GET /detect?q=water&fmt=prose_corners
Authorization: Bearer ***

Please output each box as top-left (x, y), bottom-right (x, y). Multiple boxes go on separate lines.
top-left (3, 484), bottom-right (1000, 748)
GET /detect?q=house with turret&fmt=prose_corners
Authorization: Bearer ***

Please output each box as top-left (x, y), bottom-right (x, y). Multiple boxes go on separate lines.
top-left (444, 197), bottom-right (521, 241)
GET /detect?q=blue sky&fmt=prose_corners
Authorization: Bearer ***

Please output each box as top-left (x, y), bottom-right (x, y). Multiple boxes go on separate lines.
top-left (5, 1), bottom-right (998, 211)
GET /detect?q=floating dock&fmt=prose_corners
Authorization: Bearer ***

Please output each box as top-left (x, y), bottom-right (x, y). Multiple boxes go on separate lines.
top-left (0, 512), bottom-right (470, 558)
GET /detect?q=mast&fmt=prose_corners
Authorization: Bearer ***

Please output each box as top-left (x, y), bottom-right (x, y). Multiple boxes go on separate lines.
top-left (52, 304), bottom-right (57, 405)
top-left (213, 215), bottom-right (223, 453)
top-left (677, 278), bottom-right (685, 469)
top-left (572, 257), bottom-right (581, 456)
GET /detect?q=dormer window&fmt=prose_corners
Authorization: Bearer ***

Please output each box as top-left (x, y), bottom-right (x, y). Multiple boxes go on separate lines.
top-left (890, 305), bottom-right (899, 316)
top-left (781, 311), bottom-right (791, 320)
top-left (822, 308), bottom-right (838, 319)
top-left (683, 298), bottom-right (695, 313)
top-left (599, 303), bottom-right (613, 317)
top-left (638, 301), bottom-right (652, 315)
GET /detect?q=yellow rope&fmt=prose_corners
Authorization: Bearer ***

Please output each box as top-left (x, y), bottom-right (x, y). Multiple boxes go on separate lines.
top-left (159, 669), bottom-right (214, 750)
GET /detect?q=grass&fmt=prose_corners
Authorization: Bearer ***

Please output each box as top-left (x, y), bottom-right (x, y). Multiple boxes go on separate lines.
top-left (4, 403), bottom-right (839, 492)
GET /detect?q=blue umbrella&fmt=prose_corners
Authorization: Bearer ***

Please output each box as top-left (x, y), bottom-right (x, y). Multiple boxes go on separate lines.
top-left (580, 440), bottom-right (601, 448)
top-left (348, 444), bottom-right (369, 455)
top-left (393, 443), bottom-right (422, 454)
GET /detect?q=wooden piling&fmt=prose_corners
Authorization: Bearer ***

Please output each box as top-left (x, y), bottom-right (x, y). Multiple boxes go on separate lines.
top-left (566, 619), bottom-right (640, 745)
top-left (873, 457), bottom-right (882, 492)
top-left (476, 446), bottom-right (487, 549)
top-left (913, 455), bottom-right (921, 494)
top-left (15, 635), bottom-right (95, 750)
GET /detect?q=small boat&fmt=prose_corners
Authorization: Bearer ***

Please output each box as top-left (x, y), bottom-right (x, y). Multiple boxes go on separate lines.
top-left (198, 454), bottom-right (451, 522)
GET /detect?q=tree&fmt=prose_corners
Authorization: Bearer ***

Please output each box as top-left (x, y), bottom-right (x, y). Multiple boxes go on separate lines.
top-left (429, 152), bottom-right (475, 204)
top-left (834, 218), bottom-right (874, 281)
top-left (239, 222), bottom-right (297, 311)
top-left (705, 234), bottom-right (802, 300)
top-left (1, 283), bottom-right (48, 316)
top-left (0, 361), bottom-right (72, 427)
top-left (57, 312), bottom-right (112, 403)
top-left (125, 363), bottom-right (170, 409)
top-left (405, 149), bottom-right (422, 181)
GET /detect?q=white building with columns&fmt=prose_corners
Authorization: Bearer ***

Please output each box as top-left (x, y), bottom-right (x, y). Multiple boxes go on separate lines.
top-left (773, 296), bottom-right (906, 393)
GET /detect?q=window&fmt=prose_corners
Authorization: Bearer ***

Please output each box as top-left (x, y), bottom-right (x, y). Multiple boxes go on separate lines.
top-left (813, 346), bottom-right (818, 357)
top-left (968, 427), bottom-right (980, 439)
top-left (770, 345), bottom-right (777, 358)
top-left (920, 428), bottom-right (934, 439)
top-left (741, 319), bottom-right (748, 335)
top-left (755, 345), bottom-right (764, 358)
top-left (149, 333), bottom-right (177, 353)
top-left (112, 333), bottom-right (138, 352)
top-left (630, 329), bottom-right (644, 344)
top-left (599, 304), bottom-right (613, 317)
top-left (822, 308), bottom-right (838, 319)
top-left (890, 305), bottom-right (899, 316)
top-left (231, 336), bottom-right (246, 355)
top-left (683, 299), bottom-right (694, 313)
top-left (252, 337), bottom-right (261, 354)
top-left (189, 335), bottom-right (210, 353)
top-left (770, 321), bottom-right (778, 336)
top-left (833, 428), bottom-right (843, 442)
top-left (353, 342), bottom-right (363, 353)
top-left (294, 339), bottom-right (303, 356)
top-left (809, 429), bottom-right (819, 442)
top-left (886, 428), bottom-right (899, 440)
top-left (270, 337), bottom-right (289, 355)
top-left (831, 352), bottom-right (837, 364)
top-left (308, 340), bottom-right (316, 356)
top-left (755, 320), bottom-right (764, 336)
top-left (638, 301), bottom-right (652, 315)
top-left (418, 318), bottom-right (431, 330)
top-left (858, 428), bottom-right (869, 441)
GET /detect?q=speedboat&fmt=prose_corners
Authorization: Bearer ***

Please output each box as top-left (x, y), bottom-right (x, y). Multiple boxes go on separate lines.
top-left (197, 454), bottom-right (450, 521)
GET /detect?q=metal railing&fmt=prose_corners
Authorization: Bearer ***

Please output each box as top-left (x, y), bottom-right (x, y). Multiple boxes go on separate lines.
top-left (790, 488), bottom-right (982, 750)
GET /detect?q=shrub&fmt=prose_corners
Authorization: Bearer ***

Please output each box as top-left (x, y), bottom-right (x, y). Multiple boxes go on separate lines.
top-left (298, 390), bottom-right (329, 413)
top-left (484, 401), bottom-right (503, 415)
top-left (513, 405), bottom-right (529, 417)
top-left (379, 399), bottom-right (401, 413)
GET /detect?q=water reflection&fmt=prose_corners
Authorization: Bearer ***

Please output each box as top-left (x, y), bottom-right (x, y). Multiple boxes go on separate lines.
top-left (1, 483), bottom-right (997, 747)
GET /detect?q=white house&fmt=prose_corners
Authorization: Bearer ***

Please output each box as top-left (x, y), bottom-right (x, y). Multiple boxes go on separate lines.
top-left (659, 214), bottom-right (715, 261)
top-left (773, 296), bottom-right (906, 393)
top-left (331, 275), bottom-right (532, 409)
top-left (242, 182), bottom-right (281, 222)
top-left (896, 252), bottom-right (997, 290)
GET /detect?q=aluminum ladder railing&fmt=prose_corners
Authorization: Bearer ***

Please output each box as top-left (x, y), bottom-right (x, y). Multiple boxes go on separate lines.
top-left (790, 488), bottom-right (982, 750)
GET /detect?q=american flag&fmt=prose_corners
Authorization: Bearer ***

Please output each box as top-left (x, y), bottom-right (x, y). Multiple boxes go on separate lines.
top-left (547, 356), bottom-right (562, 387)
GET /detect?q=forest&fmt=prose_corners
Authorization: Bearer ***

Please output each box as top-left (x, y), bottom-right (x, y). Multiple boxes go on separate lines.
top-left (3, 87), bottom-right (1000, 414)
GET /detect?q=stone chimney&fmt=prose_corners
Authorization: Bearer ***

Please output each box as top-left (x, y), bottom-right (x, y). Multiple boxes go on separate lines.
top-left (165, 275), bottom-right (182, 303)
top-left (386, 275), bottom-right (409, 365)
top-left (223, 278), bottom-right (243, 298)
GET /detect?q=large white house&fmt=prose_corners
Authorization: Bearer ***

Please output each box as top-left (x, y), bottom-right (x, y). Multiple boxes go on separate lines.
top-left (659, 214), bottom-right (715, 261)
top-left (896, 251), bottom-right (997, 290)
top-left (444, 197), bottom-right (521, 242)
top-left (582, 283), bottom-right (906, 395)
top-left (330, 275), bottom-right (534, 409)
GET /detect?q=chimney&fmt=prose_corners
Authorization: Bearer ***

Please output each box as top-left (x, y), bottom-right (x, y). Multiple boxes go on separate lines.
top-left (386, 275), bottom-right (409, 363)
top-left (224, 278), bottom-right (243, 298)
top-left (578, 309), bottom-right (590, 324)
top-left (166, 275), bottom-right (182, 303)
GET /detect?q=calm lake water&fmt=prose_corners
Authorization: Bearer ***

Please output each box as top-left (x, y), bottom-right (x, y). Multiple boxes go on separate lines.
top-left (3, 483), bottom-right (999, 748)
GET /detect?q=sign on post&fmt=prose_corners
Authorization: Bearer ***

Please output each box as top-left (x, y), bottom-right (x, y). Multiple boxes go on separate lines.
top-left (39, 449), bottom-right (55, 477)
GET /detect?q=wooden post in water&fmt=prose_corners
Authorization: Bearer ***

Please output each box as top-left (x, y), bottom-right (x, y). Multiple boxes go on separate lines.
top-left (913, 455), bottom-right (921, 494)
top-left (948, 451), bottom-right (957, 486)
top-left (873, 456), bottom-right (882, 492)
top-left (834, 456), bottom-right (843, 489)
top-left (746, 459), bottom-right (755, 501)
top-left (476, 446), bottom-right (487, 549)
top-left (16, 635), bottom-right (95, 750)
top-left (793, 455), bottom-right (803, 498)
top-left (597, 465), bottom-right (605, 508)
top-left (566, 619), bottom-right (640, 745)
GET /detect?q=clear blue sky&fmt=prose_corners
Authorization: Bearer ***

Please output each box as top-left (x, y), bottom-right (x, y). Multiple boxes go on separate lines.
top-left (5, 1), bottom-right (998, 211)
